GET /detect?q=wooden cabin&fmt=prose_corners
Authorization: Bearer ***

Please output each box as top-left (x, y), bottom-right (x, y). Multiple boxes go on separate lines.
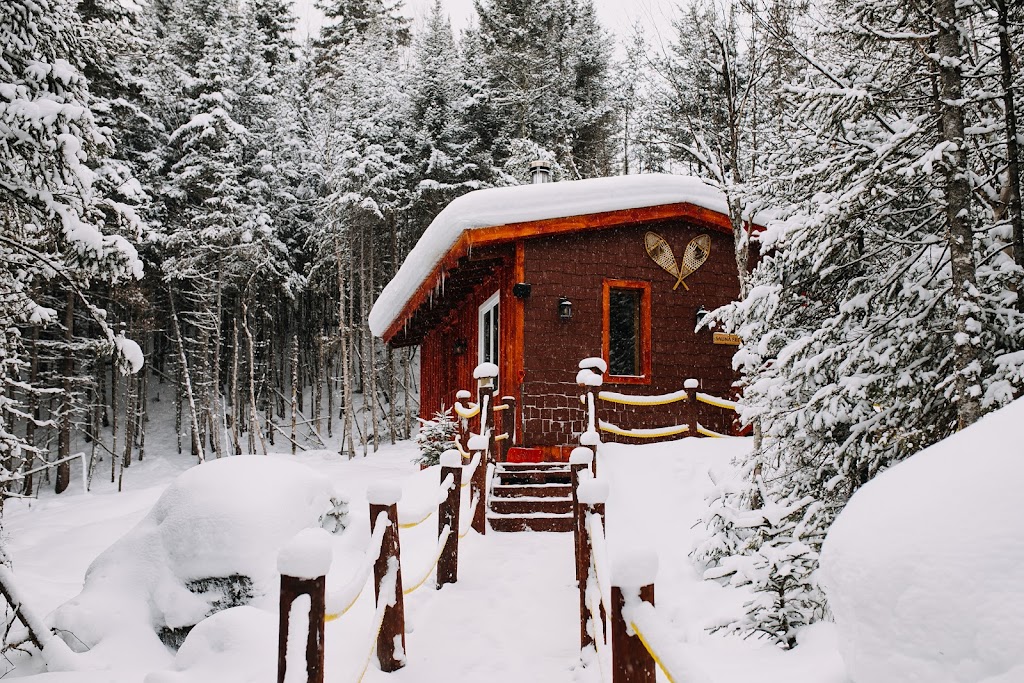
top-left (368, 172), bottom-right (749, 460)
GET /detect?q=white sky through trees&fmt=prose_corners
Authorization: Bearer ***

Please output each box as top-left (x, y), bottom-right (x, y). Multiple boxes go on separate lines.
top-left (292, 0), bottom-right (680, 42)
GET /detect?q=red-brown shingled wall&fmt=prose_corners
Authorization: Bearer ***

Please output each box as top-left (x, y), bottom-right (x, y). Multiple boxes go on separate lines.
top-left (519, 218), bottom-right (741, 457)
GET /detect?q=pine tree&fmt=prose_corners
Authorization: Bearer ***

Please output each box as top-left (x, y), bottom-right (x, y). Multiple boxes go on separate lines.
top-left (1, 0), bottom-right (145, 499)
top-left (694, 0), bottom-right (1024, 647)
top-left (405, 0), bottom-right (495, 245)
top-left (415, 407), bottom-right (458, 467)
top-left (470, 0), bottom-right (615, 177)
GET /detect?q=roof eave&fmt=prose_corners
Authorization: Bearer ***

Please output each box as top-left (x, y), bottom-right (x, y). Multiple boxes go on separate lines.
top-left (379, 201), bottom-right (749, 344)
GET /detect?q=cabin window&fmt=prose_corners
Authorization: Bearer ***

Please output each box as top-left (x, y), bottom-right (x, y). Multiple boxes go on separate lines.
top-left (478, 291), bottom-right (500, 380)
top-left (602, 279), bottom-right (651, 384)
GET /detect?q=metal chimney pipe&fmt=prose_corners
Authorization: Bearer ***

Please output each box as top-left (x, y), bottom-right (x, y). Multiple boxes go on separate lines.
top-left (530, 160), bottom-right (552, 184)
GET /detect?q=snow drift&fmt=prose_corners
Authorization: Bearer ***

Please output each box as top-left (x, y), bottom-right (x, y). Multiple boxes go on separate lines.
top-left (819, 398), bottom-right (1024, 683)
top-left (50, 456), bottom-right (339, 667)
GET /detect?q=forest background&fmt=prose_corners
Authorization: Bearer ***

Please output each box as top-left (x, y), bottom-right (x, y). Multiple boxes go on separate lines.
top-left (2, 0), bottom-right (1022, 646)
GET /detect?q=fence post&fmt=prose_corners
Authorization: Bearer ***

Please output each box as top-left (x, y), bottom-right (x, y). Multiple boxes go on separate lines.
top-left (611, 550), bottom-right (658, 683)
top-left (684, 378), bottom-right (699, 437)
top-left (455, 389), bottom-right (472, 460)
top-left (437, 450), bottom-right (462, 588)
top-left (577, 477), bottom-right (608, 651)
top-left (569, 447), bottom-right (594, 582)
top-left (577, 358), bottom-right (605, 475)
top-left (472, 364), bottom-right (497, 534)
top-left (277, 529), bottom-right (333, 683)
top-left (368, 483), bottom-right (406, 672)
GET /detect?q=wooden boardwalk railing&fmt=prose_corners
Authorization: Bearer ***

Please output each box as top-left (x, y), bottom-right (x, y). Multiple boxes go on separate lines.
top-left (277, 364), bottom-right (499, 683)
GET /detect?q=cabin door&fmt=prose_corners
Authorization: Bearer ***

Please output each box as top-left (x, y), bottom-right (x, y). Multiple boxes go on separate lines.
top-left (478, 291), bottom-right (500, 388)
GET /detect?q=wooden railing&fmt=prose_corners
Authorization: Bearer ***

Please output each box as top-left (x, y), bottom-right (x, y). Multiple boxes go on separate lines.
top-left (577, 357), bottom-right (741, 441)
top-left (573, 358), bottom-right (718, 682)
top-left (277, 449), bottom-right (484, 682)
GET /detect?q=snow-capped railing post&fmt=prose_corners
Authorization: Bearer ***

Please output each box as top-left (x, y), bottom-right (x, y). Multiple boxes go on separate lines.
top-left (471, 363), bottom-right (498, 534)
top-left (611, 551), bottom-right (657, 683)
top-left (570, 447), bottom-right (594, 582)
top-left (684, 378), bottom-right (699, 438)
top-left (277, 529), bottom-right (333, 683)
top-left (368, 483), bottom-right (406, 672)
top-left (437, 450), bottom-right (462, 588)
top-left (577, 358), bottom-right (606, 475)
top-left (578, 478), bottom-right (608, 651)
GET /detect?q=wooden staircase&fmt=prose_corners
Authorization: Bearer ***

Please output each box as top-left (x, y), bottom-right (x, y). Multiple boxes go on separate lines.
top-left (487, 462), bottom-right (574, 532)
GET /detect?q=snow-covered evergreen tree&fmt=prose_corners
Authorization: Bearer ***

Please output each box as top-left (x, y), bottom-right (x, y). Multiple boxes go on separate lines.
top-left (469, 0), bottom-right (615, 177)
top-left (1, 0), bottom-right (145, 498)
top-left (694, 0), bottom-right (1024, 647)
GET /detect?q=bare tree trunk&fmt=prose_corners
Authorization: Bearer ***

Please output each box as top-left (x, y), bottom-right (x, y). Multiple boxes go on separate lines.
top-left (137, 359), bottom-right (148, 462)
top-left (231, 319), bottom-right (241, 455)
top-left (291, 334), bottom-right (299, 455)
top-left (326, 340), bottom-right (334, 438)
top-left (265, 325), bottom-right (275, 447)
top-left (170, 291), bottom-right (205, 462)
top-left (936, 0), bottom-right (982, 428)
top-left (996, 0), bottom-right (1023, 284)
top-left (173, 348), bottom-right (182, 456)
top-left (241, 299), bottom-right (267, 455)
top-left (336, 240), bottom-right (355, 459)
top-left (119, 372), bottom-right (136, 491)
top-left (368, 227), bottom-right (379, 452)
top-left (210, 276), bottom-right (224, 456)
top-left (56, 290), bottom-right (73, 494)
top-left (314, 334), bottom-right (323, 433)
top-left (23, 326), bottom-right (39, 496)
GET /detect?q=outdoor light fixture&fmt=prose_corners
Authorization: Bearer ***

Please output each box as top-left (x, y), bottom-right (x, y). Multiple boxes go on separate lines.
top-left (559, 297), bottom-right (573, 321)
top-left (695, 305), bottom-right (709, 327)
top-left (513, 282), bottom-right (532, 299)
top-left (453, 338), bottom-right (467, 355)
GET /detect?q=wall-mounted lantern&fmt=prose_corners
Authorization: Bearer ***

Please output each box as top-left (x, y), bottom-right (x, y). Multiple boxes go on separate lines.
top-left (695, 305), bottom-right (709, 327)
top-left (453, 338), bottom-right (468, 355)
top-left (559, 297), bottom-right (573, 321)
top-left (513, 282), bottom-right (532, 299)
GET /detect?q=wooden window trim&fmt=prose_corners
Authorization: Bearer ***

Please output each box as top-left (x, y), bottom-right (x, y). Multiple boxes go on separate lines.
top-left (602, 278), bottom-right (652, 385)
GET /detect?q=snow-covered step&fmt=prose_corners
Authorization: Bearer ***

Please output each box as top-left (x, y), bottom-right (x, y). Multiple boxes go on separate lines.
top-left (487, 510), bottom-right (574, 533)
top-left (495, 469), bottom-right (572, 485)
top-left (492, 483), bottom-right (571, 498)
top-left (490, 497), bottom-right (573, 516)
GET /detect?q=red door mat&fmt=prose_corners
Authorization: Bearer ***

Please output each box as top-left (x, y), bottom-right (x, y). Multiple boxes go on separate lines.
top-left (506, 447), bottom-right (544, 463)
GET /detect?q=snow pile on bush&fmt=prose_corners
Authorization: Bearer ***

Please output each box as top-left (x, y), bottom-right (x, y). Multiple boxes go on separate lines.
top-left (819, 398), bottom-right (1024, 683)
top-left (51, 456), bottom-right (340, 666)
top-left (145, 606), bottom-right (276, 683)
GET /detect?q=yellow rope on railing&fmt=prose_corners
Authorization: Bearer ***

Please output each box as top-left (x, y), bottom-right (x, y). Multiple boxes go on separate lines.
top-left (695, 392), bottom-right (738, 411)
top-left (597, 389), bottom-right (688, 406)
top-left (403, 525), bottom-right (451, 595)
top-left (356, 562), bottom-right (396, 683)
top-left (629, 619), bottom-right (678, 683)
top-left (398, 508), bottom-right (435, 529)
top-left (598, 421), bottom-right (690, 439)
top-left (325, 512), bottom-right (388, 622)
top-left (696, 423), bottom-right (728, 438)
top-left (454, 402), bottom-right (480, 419)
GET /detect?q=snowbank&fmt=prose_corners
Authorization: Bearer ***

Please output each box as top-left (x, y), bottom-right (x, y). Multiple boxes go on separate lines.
top-left (145, 606), bottom-right (276, 683)
top-left (50, 456), bottom-right (338, 667)
top-left (819, 398), bottom-right (1024, 683)
top-left (368, 174), bottom-right (733, 337)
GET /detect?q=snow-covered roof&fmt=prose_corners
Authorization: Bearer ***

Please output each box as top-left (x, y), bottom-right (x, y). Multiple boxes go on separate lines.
top-left (368, 174), bottom-right (732, 339)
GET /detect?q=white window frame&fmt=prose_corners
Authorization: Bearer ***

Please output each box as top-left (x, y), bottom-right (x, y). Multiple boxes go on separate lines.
top-left (478, 291), bottom-right (500, 372)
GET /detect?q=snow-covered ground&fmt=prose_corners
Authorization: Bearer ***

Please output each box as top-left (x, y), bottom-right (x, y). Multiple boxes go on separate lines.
top-left (3, 435), bottom-right (848, 682)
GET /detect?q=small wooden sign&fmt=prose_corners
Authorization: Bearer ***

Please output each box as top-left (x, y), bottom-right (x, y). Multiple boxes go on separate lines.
top-left (713, 332), bottom-right (741, 346)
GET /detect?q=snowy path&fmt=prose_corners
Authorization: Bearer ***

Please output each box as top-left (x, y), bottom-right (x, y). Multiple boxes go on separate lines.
top-left (351, 530), bottom-right (585, 682)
